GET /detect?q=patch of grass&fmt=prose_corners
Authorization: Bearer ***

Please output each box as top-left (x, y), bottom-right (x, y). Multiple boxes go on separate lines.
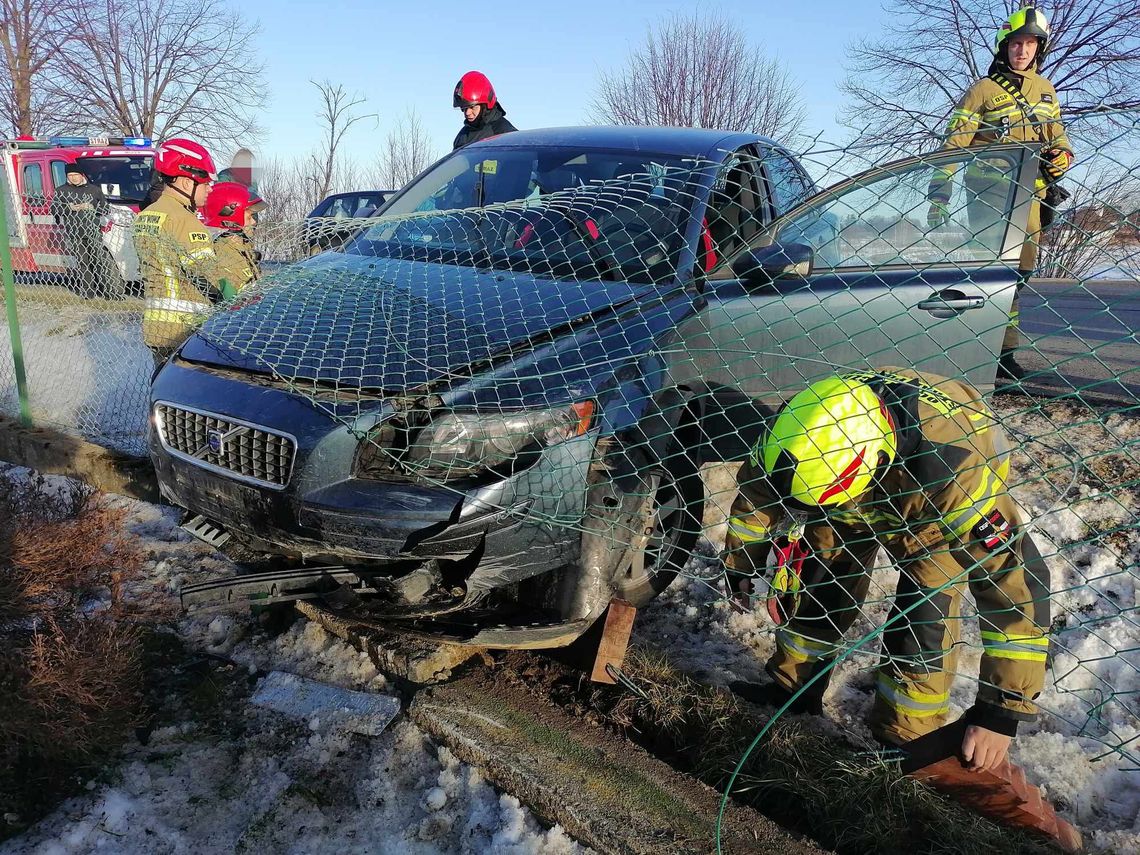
top-left (14, 284), bottom-right (143, 314)
top-left (0, 475), bottom-right (155, 842)
top-left (512, 648), bottom-right (1055, 855)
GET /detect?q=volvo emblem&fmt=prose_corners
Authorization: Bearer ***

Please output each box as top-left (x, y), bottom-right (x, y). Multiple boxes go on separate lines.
top-left (194, 425), bottom-right (248, 459)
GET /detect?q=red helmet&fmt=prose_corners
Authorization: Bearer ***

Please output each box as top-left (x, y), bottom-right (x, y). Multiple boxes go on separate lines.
top-left (155, 137), bottom-right (217, 184)
top-left (202, 181), bottom-right (264, 229)
top-left (454, 71), bottom-right (497, 110)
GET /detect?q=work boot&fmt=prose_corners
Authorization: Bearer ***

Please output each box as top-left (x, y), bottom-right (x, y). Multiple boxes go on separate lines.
top-left (997, 351), bottom-right (1026, 382)
top-left (729, 658), bottom-right (831, 716)
top-left (729, 679), bottom-right (824, 715)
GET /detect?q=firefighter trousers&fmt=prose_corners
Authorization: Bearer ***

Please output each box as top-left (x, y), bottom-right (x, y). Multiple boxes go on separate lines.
top-left (763, 520), bottom-right (998, 745)
top-left (967, 178), bottom-right (1039, 355)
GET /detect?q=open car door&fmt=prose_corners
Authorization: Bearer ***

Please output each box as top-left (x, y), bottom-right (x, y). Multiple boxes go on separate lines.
top-left (680, 143), bottom-right (1039, 408)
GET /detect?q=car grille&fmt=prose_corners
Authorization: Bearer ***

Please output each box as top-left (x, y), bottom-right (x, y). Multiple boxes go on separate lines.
top-left (154, 403), bottom-right (296, 489)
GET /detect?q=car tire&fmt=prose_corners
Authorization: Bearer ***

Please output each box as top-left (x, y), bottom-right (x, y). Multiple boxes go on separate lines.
top-left (610, 447), bottom-right (704, 607)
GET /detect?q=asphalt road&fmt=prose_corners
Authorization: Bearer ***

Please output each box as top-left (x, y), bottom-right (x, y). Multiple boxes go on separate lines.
top-left (1008, 278), bottom-right (1140, 406)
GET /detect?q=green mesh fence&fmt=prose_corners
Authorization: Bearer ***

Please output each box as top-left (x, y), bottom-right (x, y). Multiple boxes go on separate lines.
top-left (2, 112), bottom-right (1139, 846)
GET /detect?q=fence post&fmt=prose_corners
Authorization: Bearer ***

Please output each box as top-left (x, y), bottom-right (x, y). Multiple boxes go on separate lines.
top-left (0, 192), bottom-right (31, 426)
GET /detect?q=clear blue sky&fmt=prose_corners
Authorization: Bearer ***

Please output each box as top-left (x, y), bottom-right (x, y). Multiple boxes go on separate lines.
top-left (241, 0), bottom-right (887, 169)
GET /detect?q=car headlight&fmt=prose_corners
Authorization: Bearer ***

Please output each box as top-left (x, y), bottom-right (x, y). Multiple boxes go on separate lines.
top-left (404, 401), bottom-right (595, 481)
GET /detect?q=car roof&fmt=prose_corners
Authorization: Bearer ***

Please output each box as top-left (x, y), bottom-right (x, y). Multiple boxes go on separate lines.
top-left (464, 125), bottom-right (777, 160)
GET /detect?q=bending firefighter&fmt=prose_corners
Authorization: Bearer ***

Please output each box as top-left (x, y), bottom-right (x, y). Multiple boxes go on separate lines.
top-left (134, 138), bottom-right (219, 365)
top-left (724, 369), bottom-right (1051, 771)
top-left (203, 181), bottom-right (265, 299)
top-left (927, 3), bottom-right (1073, 381)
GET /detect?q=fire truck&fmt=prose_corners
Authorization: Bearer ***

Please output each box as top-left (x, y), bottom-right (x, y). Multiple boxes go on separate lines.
top-left (1, 135), bottom-right (155, 296)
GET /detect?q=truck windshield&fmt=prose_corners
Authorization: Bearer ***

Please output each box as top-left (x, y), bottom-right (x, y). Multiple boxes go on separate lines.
top-left (76, 155), bottom-right (154, 204)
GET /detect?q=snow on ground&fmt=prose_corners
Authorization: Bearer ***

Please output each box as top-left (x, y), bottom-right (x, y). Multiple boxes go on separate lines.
top-left (0, 463), bottom-right (588, 855)
top-left (2, 392), bottom-right (1138, 851)
top-left (639, 399), bottom-right (1140, 852)
top-left (0, 296), bottom-right (152, 456)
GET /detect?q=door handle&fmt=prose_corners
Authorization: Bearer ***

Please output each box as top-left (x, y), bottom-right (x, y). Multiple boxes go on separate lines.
top-left (917, 290), bottom-right (985, 312)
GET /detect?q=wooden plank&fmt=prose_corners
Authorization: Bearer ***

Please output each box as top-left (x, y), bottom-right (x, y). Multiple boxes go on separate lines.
top-left (590, 598), bottom-right (637, 684)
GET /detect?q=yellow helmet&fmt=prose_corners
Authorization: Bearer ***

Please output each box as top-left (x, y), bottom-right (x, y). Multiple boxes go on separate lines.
top-left (758, 376), bottom-right (897, 507)
top-left (995, 4), bottom-right (1050, 57)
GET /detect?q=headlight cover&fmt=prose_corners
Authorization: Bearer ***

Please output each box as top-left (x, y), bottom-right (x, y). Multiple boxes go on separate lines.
top-left (405, 401), bottom-right (594, 481)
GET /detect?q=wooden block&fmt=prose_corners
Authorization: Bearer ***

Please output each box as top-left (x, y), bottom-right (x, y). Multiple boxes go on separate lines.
top-left (590, 599), bottom-right (637, 684)
top-left (901, 720), bottom-right (1084, 854)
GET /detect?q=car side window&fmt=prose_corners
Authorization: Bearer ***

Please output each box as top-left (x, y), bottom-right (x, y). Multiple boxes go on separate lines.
top-left (776, 150), bottom-right (1020, 269)
top-left (764, 148), bottom-right (811, 215)
top-left (23, 163), bottom-right (45, 201)
top-left (50, 161), bottom-right (68, 189)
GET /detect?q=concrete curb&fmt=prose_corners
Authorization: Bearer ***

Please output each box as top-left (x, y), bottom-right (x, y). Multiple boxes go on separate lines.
top-left (0, 414), bottom-right (157, 501)
top-left (410, 672), bottom-right (830, 855)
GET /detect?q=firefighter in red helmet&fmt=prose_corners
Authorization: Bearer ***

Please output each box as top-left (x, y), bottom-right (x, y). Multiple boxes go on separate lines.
top-left (453, 71), bottom-right (517, 150)
top-left (203, 181), bottom-right (265, 299)
top-left (134, 137), bottom-right (219, 363)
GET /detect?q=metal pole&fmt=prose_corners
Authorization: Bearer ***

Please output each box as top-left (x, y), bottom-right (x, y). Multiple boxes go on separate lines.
top-left (0, 192), bottom-right (31, 425)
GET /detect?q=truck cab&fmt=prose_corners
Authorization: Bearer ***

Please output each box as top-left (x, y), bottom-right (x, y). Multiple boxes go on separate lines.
top-left (1, 135), bottom-right (155, 295)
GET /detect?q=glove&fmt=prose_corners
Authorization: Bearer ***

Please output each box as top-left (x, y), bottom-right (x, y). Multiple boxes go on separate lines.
top-left (765, 534), bottom-right (810, 625)
top-left (927, 200), bottom-right (950, 229)
top-left (1041, 147), bottom-right (1072, 183)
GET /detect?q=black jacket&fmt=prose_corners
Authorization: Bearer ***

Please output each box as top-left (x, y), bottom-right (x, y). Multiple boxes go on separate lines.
top-left (52, 182), bottom-right (108, 224)
top-left (453, 104), bottom-right (517, 150)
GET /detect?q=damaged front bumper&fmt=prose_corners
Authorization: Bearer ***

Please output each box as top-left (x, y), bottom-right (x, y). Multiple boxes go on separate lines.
top-left (150, 365), bottom-right (649, 646)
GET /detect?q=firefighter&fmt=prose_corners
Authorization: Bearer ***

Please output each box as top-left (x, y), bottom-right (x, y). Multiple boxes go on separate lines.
top-left (724, 368), bottom-right (1051, 771)
top-left (202, 181), bottom-right (265, 299)
top-left (51, 164), bottom-right (115, 297)
top-left (134, 138), bottom-right (218, 364)
top-left (453, 71), bottom-right (517, 150)
top-left (927, 3), bottom-right (1073, 381)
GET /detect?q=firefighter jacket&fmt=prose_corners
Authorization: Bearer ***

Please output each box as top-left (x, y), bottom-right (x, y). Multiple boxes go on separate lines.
top-left (724, 368), bottom-right (1051, 743)
top-left (928, 66), bottom-right (1073, 271)
top-left (135, 187), bottom-right (216, 351)
top-left (213, 230), bottom-right (260, 299)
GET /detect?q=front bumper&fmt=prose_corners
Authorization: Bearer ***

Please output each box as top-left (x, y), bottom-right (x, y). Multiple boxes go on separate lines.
top-left (149, 360), bottom-right (595, 594)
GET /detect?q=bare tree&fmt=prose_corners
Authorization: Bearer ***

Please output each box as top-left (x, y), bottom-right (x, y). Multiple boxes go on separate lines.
top-left (255, 156), bottom-right (311, 225)
top-left (0, 0), bottom-right (76, 136)
top-left (306, 80), bottom-right (373, 203)
top-left (53, 0), bottom-right (267, 148)
top-left (373, 108), bottom-right (436, 190)
top-left (592, 11), bottom-right (806, 142)
top-left (1037, 165), bottom-right (1140, 278)
top-left (841, 0), bottom-right (1140, 149)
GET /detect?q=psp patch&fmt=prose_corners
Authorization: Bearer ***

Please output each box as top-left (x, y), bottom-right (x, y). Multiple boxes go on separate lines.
top-left (973, 509), bottom-right (1012, 551)
top-left (189, 231), bottom-right (210, 243)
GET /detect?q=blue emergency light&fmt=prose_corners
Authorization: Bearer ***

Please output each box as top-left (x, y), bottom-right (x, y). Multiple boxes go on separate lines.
top-left (47, 135), bottom-right (152, 147)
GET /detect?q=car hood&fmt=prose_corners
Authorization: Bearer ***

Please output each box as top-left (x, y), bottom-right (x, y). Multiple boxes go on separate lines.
top-left (180, 253), bottom-right (659, 393)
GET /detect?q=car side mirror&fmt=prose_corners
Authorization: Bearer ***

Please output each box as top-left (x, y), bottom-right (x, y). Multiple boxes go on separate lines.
top-left (733, 242), bottom-right (814, 287)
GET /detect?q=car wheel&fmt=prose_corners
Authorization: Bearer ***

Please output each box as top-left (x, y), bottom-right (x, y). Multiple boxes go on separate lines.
top-left (610, 449), bottom-right (704, 607)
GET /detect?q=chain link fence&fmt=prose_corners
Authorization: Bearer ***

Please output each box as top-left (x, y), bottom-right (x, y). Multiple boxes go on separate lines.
top-left (2, 114), bottom-right (1139, 845)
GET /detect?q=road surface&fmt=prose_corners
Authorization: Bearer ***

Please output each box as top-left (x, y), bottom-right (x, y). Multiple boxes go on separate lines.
top-left (1009, 278), bottom-right (1140, 406)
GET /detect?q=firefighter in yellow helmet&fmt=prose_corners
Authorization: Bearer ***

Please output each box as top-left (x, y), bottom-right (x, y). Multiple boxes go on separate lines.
top-left (724, 369), bottom-right (1051, 770)
top-left (927, 4), bottom-right (1073, 381)
top-left (134, 138), bottom-right (219, 366)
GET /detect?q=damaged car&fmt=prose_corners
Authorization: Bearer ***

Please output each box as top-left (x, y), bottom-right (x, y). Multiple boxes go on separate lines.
top-left (149, 126), bottom-right (1038, 647)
